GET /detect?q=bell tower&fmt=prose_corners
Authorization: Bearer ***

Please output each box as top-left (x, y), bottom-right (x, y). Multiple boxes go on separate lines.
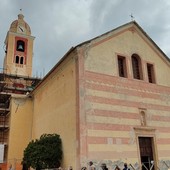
top-left (3, 13), bottom-right (35, 77)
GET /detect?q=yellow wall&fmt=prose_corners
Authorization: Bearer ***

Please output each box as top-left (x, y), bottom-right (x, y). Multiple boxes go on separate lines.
top-left (32, 53), bottom-right (77, 169)
top-left (8, 95), bottom-right (33, 168)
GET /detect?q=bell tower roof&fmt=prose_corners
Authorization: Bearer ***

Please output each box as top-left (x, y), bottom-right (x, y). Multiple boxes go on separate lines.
top-left (9, 13), bottom-right (31, 35)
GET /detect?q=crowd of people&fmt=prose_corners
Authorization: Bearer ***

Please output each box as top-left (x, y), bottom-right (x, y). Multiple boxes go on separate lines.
top-left (81, 162), bottom-right (130, 170)
top-left (19, 162), bottom-right (130, 170)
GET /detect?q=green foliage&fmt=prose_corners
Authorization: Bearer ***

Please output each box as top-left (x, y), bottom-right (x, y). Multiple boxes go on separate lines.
top-left (22, 134), bottom-right (63, 169)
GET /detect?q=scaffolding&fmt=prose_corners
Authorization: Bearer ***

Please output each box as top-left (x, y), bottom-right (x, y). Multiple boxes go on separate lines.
top-left (0, 72), bottom-right (41, 162)
top-left (0, 73), bottom-right (41, 94)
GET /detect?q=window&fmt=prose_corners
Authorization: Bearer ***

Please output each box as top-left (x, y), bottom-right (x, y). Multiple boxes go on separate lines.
top-left (117, 55), bottom-right (127, 77)
top-left (147, 63), bottom-right (155, 83)
top-left (16, 40), bottom-right (25, 52)
top-left (15, 56), bottom-right (19, 64)
top-left (131, 54), bottom-right (143, 80)
top-left (15, 56), bottom-right (24, 65)
top-left (20, 57), bottom-right (24, 64)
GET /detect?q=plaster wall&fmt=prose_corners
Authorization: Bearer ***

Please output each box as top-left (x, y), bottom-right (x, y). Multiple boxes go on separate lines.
top-left (78, 26), bottom-right (170, 167)
top-left (32, 54), bottom-right (77, 169)
top-left (85, 27), bottom-right (170, 86)
top-left (8, 96), bottom-right (33, 167)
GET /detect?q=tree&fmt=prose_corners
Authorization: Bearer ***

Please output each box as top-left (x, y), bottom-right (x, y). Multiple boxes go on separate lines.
top-left (22, 134), bottom-right (63, 170)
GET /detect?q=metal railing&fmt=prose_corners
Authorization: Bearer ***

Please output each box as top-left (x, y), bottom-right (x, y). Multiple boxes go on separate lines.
top-left (163, 161), bottom-right (170, 169)
top-left (2, 160), bottom-right (170, 170)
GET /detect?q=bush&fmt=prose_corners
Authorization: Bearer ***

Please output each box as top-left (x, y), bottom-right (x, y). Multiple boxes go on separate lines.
top-left (22, 134), bottom-right (63, 169)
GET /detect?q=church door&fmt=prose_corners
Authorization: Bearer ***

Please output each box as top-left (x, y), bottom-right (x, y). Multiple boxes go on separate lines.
top-left (138, 137), bottom-right (155, 170)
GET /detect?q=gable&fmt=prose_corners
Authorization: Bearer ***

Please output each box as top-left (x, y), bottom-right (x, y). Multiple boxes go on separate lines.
top-left (81, 22), bottom-right (170, 86)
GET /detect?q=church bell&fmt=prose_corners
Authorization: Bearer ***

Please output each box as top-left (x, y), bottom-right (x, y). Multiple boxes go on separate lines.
top-left (18, 44), bottom-right (24, 50)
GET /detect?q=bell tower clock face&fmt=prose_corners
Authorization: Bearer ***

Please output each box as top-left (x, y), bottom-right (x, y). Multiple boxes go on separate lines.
top-left (18, 26), bottom-right (25, 33)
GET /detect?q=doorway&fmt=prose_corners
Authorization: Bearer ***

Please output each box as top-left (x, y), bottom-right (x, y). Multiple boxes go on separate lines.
top-left (138, 137), bottom-right (155, 170)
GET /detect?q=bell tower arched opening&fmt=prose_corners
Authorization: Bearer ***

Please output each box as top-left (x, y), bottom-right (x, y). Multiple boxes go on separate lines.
top-left (16, 40), bottom-right (25, 52)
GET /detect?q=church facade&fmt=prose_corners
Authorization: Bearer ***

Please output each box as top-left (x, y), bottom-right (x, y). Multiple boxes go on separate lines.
top-left (1, 14), bottom-right (170, 170)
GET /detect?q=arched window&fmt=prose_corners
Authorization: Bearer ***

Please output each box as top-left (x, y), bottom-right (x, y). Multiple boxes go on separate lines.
top-left (20, 57), bottom-right (24, 64)
top-left (131, 54), bottom-right (143, 80)
top-left (16, 40), bottom-right (25, 52)
top-left (15, 56), bottom-right (19, 64)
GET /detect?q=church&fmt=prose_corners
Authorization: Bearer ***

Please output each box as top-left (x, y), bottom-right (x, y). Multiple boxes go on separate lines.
top-left (0, 13), bottom-right (170, 170)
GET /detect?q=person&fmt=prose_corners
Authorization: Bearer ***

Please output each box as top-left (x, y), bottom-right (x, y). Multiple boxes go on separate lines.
top-left (101, 163), bottom-right (108, 170)
top-left (123, 163), bottom-right (130, 170)
top-left (9, 164), bottom-right (13, 170)
top-left (68, 166), bottom-right (73, 170)
top-left (89, 161), bottom-right (96, 170)
top-left (114, 165), bottom-right (121, 170)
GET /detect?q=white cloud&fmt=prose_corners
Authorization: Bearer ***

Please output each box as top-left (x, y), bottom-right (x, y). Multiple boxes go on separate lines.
top-left (0, 0), bottom-right (170, 76)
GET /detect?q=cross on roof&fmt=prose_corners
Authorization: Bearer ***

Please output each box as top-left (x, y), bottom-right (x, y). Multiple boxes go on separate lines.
top-left (20, 8), bottom-right (23, 14)
top-left (130, 13), bottom-right (135, 21)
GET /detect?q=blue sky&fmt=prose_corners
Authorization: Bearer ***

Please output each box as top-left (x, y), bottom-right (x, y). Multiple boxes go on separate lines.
top-left (0, 0), bottom-right (170, 77)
